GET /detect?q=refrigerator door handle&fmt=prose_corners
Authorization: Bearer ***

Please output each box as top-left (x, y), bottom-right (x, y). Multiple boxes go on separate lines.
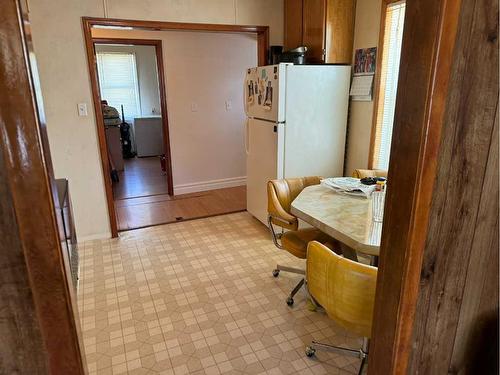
top-left (243, 75), bottom-right (249, 117)
top-left (245, 118), bottom-right (250, 155)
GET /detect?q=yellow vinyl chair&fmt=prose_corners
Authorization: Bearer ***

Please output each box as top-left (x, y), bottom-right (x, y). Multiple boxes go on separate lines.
top-left (352, 169), bottom-right (388, 179)
top-left (305, 241), bottom-right (377, 375)
top-left (267, 176), bottom-right (336, 306)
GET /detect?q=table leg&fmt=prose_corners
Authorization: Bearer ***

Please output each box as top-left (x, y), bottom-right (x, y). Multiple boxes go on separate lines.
top-left (340, 243), bottom-right (359, 262)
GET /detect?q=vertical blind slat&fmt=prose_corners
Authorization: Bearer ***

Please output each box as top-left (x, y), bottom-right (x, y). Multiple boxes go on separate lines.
top-left (373, 2), bottom-right (406, 170)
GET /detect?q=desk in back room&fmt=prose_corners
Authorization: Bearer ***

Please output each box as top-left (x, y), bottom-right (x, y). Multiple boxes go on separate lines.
top-left (134, 116), bottom-right (163, 157)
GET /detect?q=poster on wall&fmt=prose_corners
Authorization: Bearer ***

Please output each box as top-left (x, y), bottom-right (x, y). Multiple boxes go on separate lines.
top-left (350, 47), bottom-right (377, 101)
top-left (354, 47), bottom-right (377, 74)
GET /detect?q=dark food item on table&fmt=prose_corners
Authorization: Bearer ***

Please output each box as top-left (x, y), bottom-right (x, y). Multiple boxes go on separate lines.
top-left (360, 176), bottom-right (387, 185)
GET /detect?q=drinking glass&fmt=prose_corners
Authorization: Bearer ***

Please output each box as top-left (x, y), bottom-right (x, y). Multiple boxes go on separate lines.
top-left (372, 191), bottom-right (385, 222)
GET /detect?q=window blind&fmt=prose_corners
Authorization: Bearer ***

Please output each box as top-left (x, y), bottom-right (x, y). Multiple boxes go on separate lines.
top-left (97, 52), bottom-right (141, 120)
top-left (372, 1), bottom-right (406, 170)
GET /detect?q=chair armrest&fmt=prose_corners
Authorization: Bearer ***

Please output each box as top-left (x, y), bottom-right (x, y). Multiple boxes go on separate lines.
top-left (267, 181), bottom-right (298, 230)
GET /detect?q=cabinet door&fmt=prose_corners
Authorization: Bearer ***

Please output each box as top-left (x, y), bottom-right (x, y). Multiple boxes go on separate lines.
top-left (302, 0), bottom-right (326, 63)
top-left (325, 0), bottom-right (356, 63)
top-left (284, 0), bottom-right (303, 50)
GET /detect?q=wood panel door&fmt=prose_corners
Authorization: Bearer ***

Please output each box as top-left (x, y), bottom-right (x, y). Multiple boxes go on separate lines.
top-left (302, 0), bottom-right (326, 63)
top-left (284, 0), bottom-right (303, 50)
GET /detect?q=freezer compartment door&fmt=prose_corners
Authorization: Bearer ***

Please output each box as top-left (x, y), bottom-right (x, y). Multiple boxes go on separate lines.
top-left (244, 64), bottom-right (288, 123)
top-left (246, 119), bottom-right (284, 225)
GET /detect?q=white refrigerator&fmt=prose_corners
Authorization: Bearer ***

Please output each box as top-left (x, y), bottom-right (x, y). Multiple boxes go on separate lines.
top-left (244, 63), bottom-right (351, 225)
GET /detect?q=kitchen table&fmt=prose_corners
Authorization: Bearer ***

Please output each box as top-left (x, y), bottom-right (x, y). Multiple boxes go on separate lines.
top-left (291, 184), bottom-right (382, 258)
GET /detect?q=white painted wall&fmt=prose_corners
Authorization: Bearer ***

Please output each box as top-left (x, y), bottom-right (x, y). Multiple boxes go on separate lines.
top-left (92, 28), bottom-right (257, 195)
top-left (95, 44), bottom-right (161, 117)
top-left (345, 0), bottom-right (382, 175)
top-left (27, 0), bottom-right (284, 240)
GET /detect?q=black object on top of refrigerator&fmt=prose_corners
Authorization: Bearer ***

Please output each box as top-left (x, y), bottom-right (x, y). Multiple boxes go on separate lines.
top-left (269, 46), bottom-right (308, 65)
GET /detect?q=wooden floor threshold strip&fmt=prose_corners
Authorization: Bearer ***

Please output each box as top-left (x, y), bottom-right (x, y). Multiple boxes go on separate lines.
top-left (117, 209), bottom-right (247, 233)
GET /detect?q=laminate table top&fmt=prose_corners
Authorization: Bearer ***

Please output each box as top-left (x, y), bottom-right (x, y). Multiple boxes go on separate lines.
top-left (291, 184), bottom-right (382, 256)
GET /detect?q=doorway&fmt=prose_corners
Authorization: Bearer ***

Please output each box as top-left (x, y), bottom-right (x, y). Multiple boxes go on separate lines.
top-left (93, 38), bottom-right (174, 231)
top-left (84, 19), bottom-right (268, 236)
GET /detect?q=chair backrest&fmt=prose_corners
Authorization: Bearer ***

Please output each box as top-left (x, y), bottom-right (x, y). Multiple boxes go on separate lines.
top-left (306, 241), bottom-right (377, 338)
top-left (352, 169), bottom-right (388, 179)
top-left (267, 176), bottom-right (321, 230)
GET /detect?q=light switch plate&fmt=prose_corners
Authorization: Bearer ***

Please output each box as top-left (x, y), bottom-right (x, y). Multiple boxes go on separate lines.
top-left (225, 100), bottom-right (232, 111)
top-left (191, 102), bottom-right (198, 112)
top-left (77, 103), bottom-right (88, 116)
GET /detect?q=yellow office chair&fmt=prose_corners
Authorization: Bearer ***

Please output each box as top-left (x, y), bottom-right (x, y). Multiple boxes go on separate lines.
top-left (305, 241), bottom-right (377, 375)
top-left (267, 176), bottom-right (337, 306)
top-left (352, 168), bottom-right (388, 179)
top-left (267, 176), bottom-right (334, 306)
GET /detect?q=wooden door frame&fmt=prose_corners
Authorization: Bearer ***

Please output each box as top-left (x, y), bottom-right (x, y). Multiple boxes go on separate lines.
top-left (91, 37), bottom-right (174, 195)
top-left (1, 0), bottom-right (86, 373)
top-left (82, 17), bottom-right (269, 238)
top-left (368, 0), bottom-right (463, 373)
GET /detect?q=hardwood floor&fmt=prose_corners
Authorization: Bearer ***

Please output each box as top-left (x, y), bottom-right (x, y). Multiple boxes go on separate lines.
top-left (113, 157), bottom-right (168, 200)
top-left (115, 185), bottom-right (246, 231)
top-left (112, 157), bottom-right (246, 231)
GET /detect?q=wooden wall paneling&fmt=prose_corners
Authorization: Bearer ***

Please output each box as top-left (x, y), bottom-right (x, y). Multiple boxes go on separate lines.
top-left (325, 0), bottom-right (356, 63)
top-left (0, 0), bottom-right (86, 373)
top-left (367, 0), bottom-right (462, 373)
top-left (408, 0), bottom-right (499, 371)
top-left (449, 109), bottom-right (498, 374)
top-left (284, 0), bottom-right (304, 50)
top-left (302, 0), bottom-right (327, 62)
top-left (82, 17), bottom-right (269, 237)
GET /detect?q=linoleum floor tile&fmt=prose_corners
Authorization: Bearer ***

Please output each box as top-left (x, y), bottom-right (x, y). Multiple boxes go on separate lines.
top-left (78, 212), bottom-right (362, 374)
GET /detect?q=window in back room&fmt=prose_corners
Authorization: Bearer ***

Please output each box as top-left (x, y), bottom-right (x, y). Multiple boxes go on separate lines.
top-left (96, 51), bottom-right (142, 120)
top-left (370, 1), bottom-right (406, 170)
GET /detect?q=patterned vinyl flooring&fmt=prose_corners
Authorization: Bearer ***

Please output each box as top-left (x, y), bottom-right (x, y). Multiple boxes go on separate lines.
top-left (78, 212), bottom-right (363, 374)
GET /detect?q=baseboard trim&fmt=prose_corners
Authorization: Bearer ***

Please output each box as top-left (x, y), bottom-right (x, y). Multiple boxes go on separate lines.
top-left (174, 176), bottom-right (246, 195)
top-left (79, 231), bottom-right (112, 243)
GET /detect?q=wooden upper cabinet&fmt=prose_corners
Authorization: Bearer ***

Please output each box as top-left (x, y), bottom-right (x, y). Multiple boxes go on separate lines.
top-left (284, 0), bottom-right (355, 64)
top-left (302, 0), bottom-right (327, 63)
top-left (284, 0), bottom-right (303, 50)
top-left (325, 0), bottom-right (356, 64)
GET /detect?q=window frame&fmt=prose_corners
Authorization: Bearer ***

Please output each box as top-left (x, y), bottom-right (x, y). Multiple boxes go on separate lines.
top-left (96, 50), bottom-right (142, 119)
top-left (368, 0), bottom-right (406, 169)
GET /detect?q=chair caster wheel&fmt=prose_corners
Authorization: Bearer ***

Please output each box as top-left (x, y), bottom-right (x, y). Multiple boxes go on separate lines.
top-left (272, 269), bottom-right (280, 277)
top-left (305, 346), bottom-right (316, 357)
top-left (286, 297), bottom-right (294, 306)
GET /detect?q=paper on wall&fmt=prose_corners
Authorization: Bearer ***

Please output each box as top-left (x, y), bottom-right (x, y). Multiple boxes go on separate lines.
top-left (349, 74), bottom-right (374, 98)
